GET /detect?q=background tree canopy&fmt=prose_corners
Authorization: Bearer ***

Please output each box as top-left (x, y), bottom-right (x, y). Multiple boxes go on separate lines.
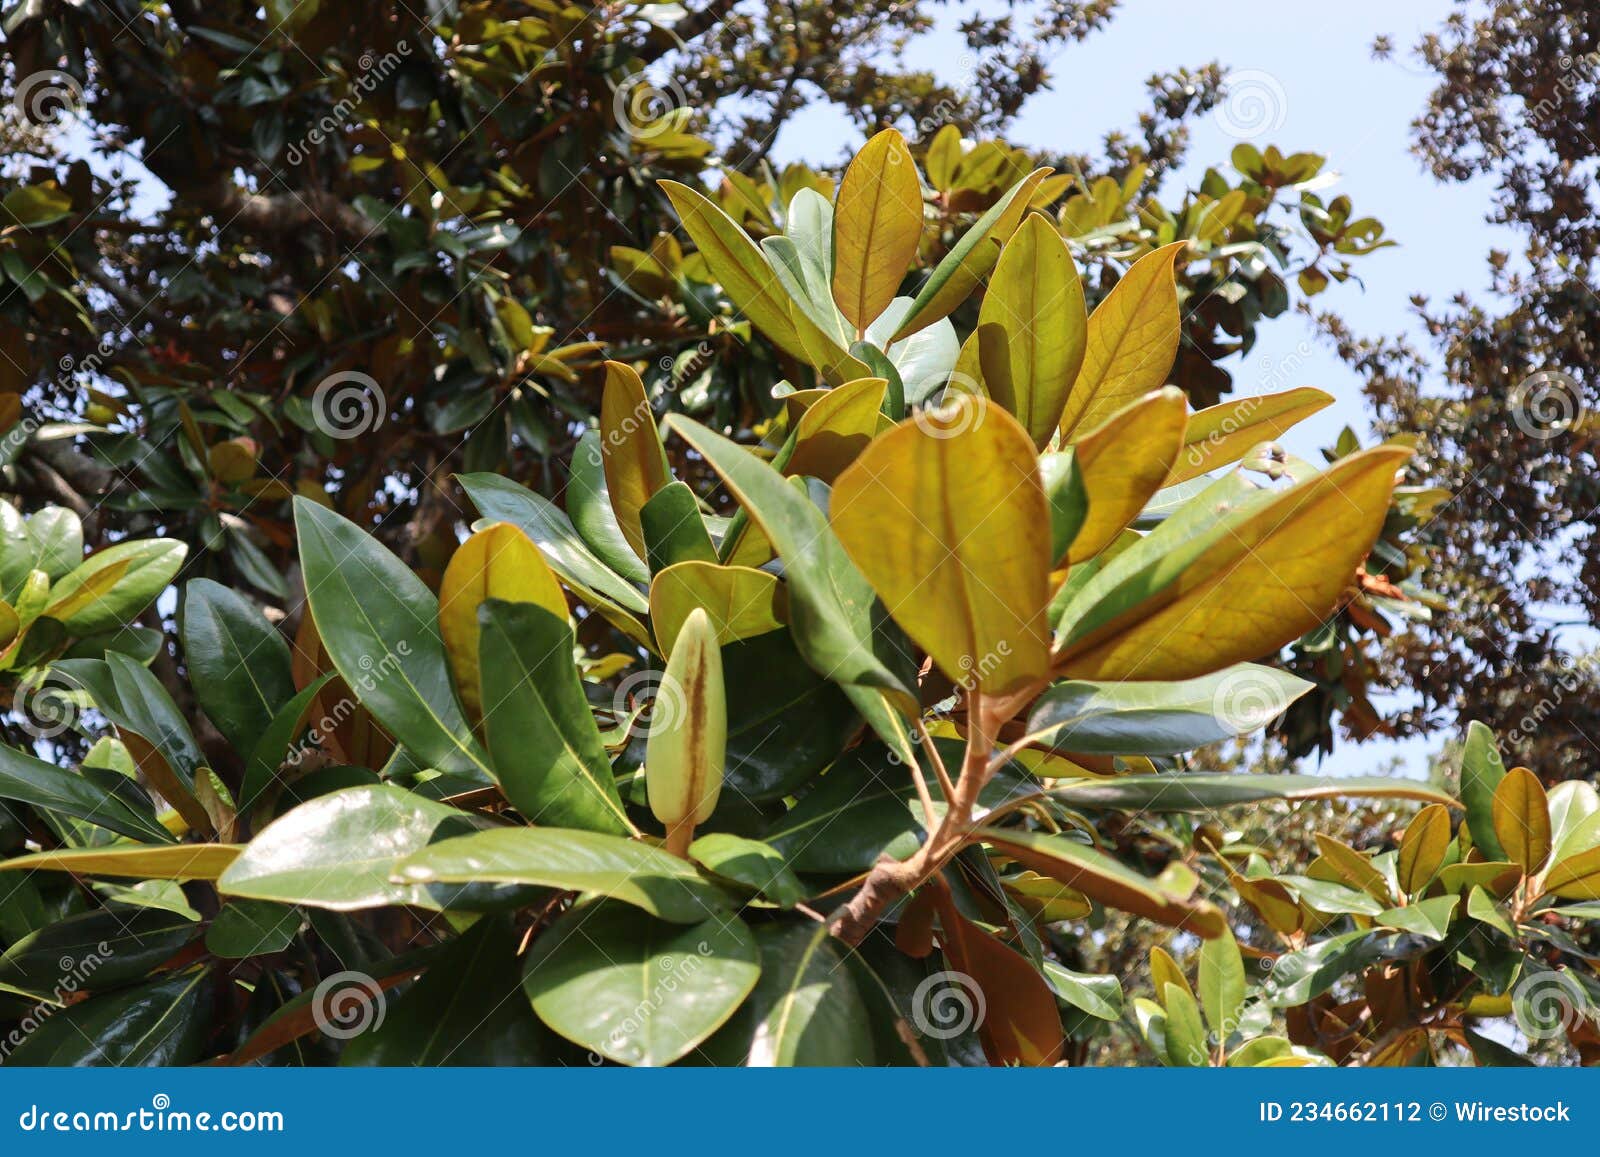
top-left (0, 0), bottom-right (1592, 1069)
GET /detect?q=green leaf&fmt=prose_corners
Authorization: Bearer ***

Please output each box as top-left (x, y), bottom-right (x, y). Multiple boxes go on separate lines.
top-left (477, 600), bottom-right (631, 834)
top-left (568, 430), bottom-right (651, 585)
top-left (720, 628), bottom-right (858, 801)
top-left (25, 506), bottom-right (83, 581)
top-left (1375, 895), bottom-right (1459, 941)
top-left (219, 785), bottom-right (464, 911)
top-left (689, 833), bottom-right (806, 908)
top-left (181, 578), bottom-right (296, 759)
top-left (394, 826), bottom-right (729, 924)
top-left (0, 742), bottom-right (174, 844)
top-left (1460, 720), bottom-right (1508, 861)
top-left (343, 916), bottom-right (553, 1065)
top-left (640, 481), bottom-right (717, 573)
top-left (1042, 961), bottom-right (1124, 1021)
top-left (1038, 773), bottom-right (1457, 812)
top-left (206, 900), bottom-right (302, 959)
top-left (522, 900), bottom-right (760, 1066)
top-left (456, 472), bottom-right (649, 614)
top-left (667, 416), bottom-right (917, 709)
top-left (294, 497), bottom-right (490, 779)
top-left (1026, 664), bottom-right (1314, 755)
top-left (3, 967), bottom-right (212, 1066)
top-left (239, 673), bottom-right (336, 813)
top-left (1161, 982), bottom-right (1209, 1066)
top-left (702, 923), bottom-right (875, 1065)
top-left (45, 538), bottom-right (187, 635)
top-left (1198, 926), bottom-right (1246, 1037)
top-left (0, 905), bottom-right (198, 996)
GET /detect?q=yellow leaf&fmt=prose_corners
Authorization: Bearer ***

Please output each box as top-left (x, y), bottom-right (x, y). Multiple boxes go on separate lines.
top-left (891, 168), bottom-right (1053, 342)
top-left (1056, 445), bottom-right (1410, 681)
top-left (41, 559), bottom-right (131, 624)
top-left (925, 125), bottom-right (962, 191)
top-left (0, 843), bottom-right (241, 881)
top-left (1065, 387), bottom-right (1187, 564)
top-left (659, 180), bottom-right (809, 362)
top-left (645, 607), bottom-right (726, 854)
top-left (788, 298), bottom-right (872, 384)
top-left (1397, 803), bottom-right (1451, 895)
top-left (649, 561), bottom-right (787, 654)
top-left (1058, 242), bottom-right (1186, 440)
top-left (1543, 845), bottom-right (1600, 900)
top-left (439, 523), bottom-right (567, 724)
top-left (1150, 945), bottom-right (1193, 1003)
top-left (599, 360), bottom-right (672, 560)
top-left (784, 377), bottom-right (888, 483)
top-left (1312, 834), bottom-right (1391, 901)
top-left (831, 129), bottom-right (924, 333)
top-left (830, 397), bottom-right (1050, 696)
top-left (1168, 387), bottom-right (1334, 485)
top-left (1492, 766), bottom-right (1552, 875)
top-left (974, 214), bottom-right (1086, 447)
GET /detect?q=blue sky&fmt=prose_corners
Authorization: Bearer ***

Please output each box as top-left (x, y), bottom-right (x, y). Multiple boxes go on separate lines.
top-left (774, 0), bottom-right (1511, 777)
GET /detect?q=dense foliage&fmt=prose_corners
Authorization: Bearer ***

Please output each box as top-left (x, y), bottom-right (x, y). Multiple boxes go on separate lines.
top-left (0, 1), bottom-right (1592, 1068)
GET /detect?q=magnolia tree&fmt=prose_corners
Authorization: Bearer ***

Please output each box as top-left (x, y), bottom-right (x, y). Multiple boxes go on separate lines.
top-left (0, 134), bottom-right (1593, 1067)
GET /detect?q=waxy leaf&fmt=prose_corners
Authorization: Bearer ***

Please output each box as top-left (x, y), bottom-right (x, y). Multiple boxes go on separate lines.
top-left (1397, 804), bottom-right (1451, 895)
top-left (975, 827), bottom-right (1226, 938)
top-left (1492, 766), bottom-right (1551, 875)
top-left (1039, 773), bottom-right (1457, 812)
top-left (1057, 446), bottom-right (1410, 681)
top-left (522, 901), bottom-right (760, 1067)
top-left (1198, 926), bottom-right (1246, 1038)
top-left (1026, 663), bottom-right (1313, 755)
top-left (439, 523), bottom-right (567, 726)
top-left (1460, 719), bottom-right (1508, 861)
top-left (44, 538), bottom-right (186, 635)
top-left (477, 601), bottom-right (631, 834)
top-left (832, 129), bottom-right (923, 333)
top-left (649, 562), bottom-right (786, 654)
top-left (1058, 242), bottom-right (1185, 440)
top-left (783, 376), bottom-right (888, 483)
top-left (640, 481), bottom-right (717, 572)
top-left (1065, 387), bottom-right (1187, 563)
top-left (395, 826), bottom-right (728, 923)
top-left (181, 578), bottom-right (295, 761)
top-left (295, 499), bottom-right (490, 779)
top-left (0, 743), bottom-right (173, 844)
top-left (0, 843), bottom-right (239, 881)
top-left (219, 784), bottom-right (463, 910)
top-left (831, 398), bottom-right (1050, 695)
top-left (974, 214), bottom-right (1086, 447)
top-left (1168, 387), bottom-right (1334, 485)
top-left (3, 968), bottom-right (211, 1066)
top-left (600, 360), bottom-right (673, 560)
top-left (568, 429), bottom-right (651, 585)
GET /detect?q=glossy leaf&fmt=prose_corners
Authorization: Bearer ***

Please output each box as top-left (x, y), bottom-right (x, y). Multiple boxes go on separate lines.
top-left (4, 968), bottom-right (211, 1066)
top-left (1460, 719), bottom-right (1508, 861)
top-left (0, 743), bottom-right (173, 844)
top-left (783, 376), bottom-right (888, 483)
top-left (0, 843), bottom-right (239, 881)
top-left (649, 562), bottom-right (786, 655)
top-left (831, 128), bottom-right (922, 333)
top-left (831, 398), bottom-right (1050, 695)
top-left (1065, 387), bottom-right (1187, 563)
top-left (1397, 804), bottom-right (1451, 895)
top-left (568, 429), bottom-right (651, 585)
top-left (1492, 766), bottom-right (1551, 875)
top-left (1038, 773), bottom-right (1458, 812)
top-left (640, 481), bottom-right (717, 572)
top-left (43, 538), bottom-right (187, 635)
top-left (600, 360), bottom-right (673, 560)
top-left (1169, 387), bottom-right (1334, 485)
top-left (181, 578), bottom-right (295, 760)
